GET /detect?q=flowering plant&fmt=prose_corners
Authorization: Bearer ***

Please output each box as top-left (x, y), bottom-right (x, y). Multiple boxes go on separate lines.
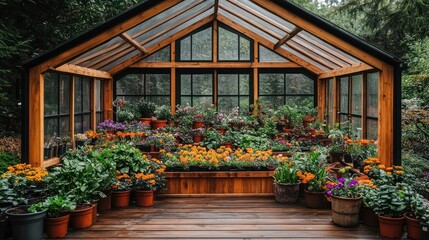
top-left (132, 173), bottom-right (156, 191)
top-left (112, 171), bottom-right (132, 191)
top-left (326, 177), bottom-right (361, 198)
top-left (273, 162), bottom-right (300, 184)
top-left (97, 119), bottom-right (125, 132)
top-left (74, 133), bottom-right (88, 141)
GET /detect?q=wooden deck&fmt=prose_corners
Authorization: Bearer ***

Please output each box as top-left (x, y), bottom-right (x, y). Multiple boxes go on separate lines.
top-left (65, 197), bottom-right (379, 239)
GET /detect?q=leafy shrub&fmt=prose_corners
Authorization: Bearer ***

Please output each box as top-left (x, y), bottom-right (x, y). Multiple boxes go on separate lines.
top-left (0, 152), bottom-right (19, 173)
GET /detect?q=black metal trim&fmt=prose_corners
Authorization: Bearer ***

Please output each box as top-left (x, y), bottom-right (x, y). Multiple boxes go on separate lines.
top-left (393, 64), bottom-right (402, 166)
top-left (21, 68), bottom-right (29, 164)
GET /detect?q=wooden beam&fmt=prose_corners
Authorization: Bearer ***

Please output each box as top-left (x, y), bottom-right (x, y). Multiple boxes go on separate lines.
top-left (39, 0), bottom-right (182, 72)
top-left (109, 14), bottom-right (216, 75)
top-left (217, 14), bottom-right (323, 75)
top-left (53, 64), bottom-right (111, 79)
top-left (253, 41), bottom-right (259, 102)
top-left (274, 27), bottom-right (301, 49)
top-left (28, 66), bottom-right (44, 168)
top-left (317, 77), bottom-right (326, 122)
top-left (41, 158), bottom-right (60, 169)
top-left (252, 0), bottom-right (384, 70)
top-left (103, 78), bottom-right (114, 120)
top-left (378, 63), bottom-right (394, 167)
top-left (213, 20), bottom-right (218, 63)
top-left (214, 0), bottom-right (219, 19)
top-left (333, 76), bottom-right (338, 123)
top-left (319, 63), bottom-right (373, 79)
top-left (129, 62), bottom-right (302, 68)
top-left (120, 33), bottom-right (148, 54)
top-left (90, 78), bottom-right (96, 131)
top-left (70, 75), bottom-right (75, 146)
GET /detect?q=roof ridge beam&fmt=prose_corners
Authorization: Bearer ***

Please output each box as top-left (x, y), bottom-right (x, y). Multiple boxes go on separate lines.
top-left (120, 33), bottom-right (148, 55)
top-left (214, 0), bottom-right (219, 18)
top-left (274, 27), bottom-right (302, 50)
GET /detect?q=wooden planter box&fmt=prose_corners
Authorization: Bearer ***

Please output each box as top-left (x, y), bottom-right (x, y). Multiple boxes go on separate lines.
top-left (160, 171), bottom-right (274, 197)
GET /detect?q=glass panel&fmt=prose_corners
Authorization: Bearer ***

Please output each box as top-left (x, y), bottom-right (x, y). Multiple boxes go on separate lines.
top-left (192, 74), bottom-right (212, 95)
top-left (59, 75), bottom-right (70, 114)
top-left (74, 115), bottom-right (82, 134)
top-left (340, 77), bottom-right (348, 113)
top-left (258, 96), bottom-right (284, 109)
top-left (181, 74), bottom-right (192, 95)
top-left (240, 97), bottom-right (250, 112)
top-left (239, 37), bottom-right (250, 60)
top-left (259, 73), bottom-right (285, 95)
top-left (192, 27), bottom-right (212, 61)
top-left (95, 80), bottom-right (103, 112)
top-left (219, 27), bottom-right (238, 61)
top-left (181, 97), bottom-right (191, 106)
top-left (218, 96), bottom-right (238, 113)
top-left (69, 37), bottom-right (125, 65)
top-left (100, 49), bottom-right (140, 71)
top-left (327, 78), bottom-right (334, 126)
top-left (82, 77), bottom-right (90, 112)
top-left (367, 72), bottom-right (379, 117)
top-left (239, 74), bottom-right (250, 95)
top-left (339, 114), bottom-right (348, 124)
top-left (286, 96), bottom-right (313, 108)
top-left (74, 77), bottom-right (82, 114)
top-left (146, 96), bottom-right (170, 106)
top-left (367, 119), bottom-right (378, 140)
top-left (116, 96), bottom-right (144, 105)
top-left (218, 74), bottom-right (238, 95)
top-left (282, 45), bottom-right (329, 72)
top-left (96, 113), bottom-right (103, 125)
top-left (59, 117), bottom-right (70, 137)
top-left (286, 74), bottom-right (314, 94)
top-left (146, 74), bottom-right (170, 95)
top-left (44, 72), bottom-right (59, 116)
top-left (351, 116), bottom-right (362, 137)
top-left (259, 45), bottom-right (288, 62)
top-left (351, 75), bottom-right (362, 115)
top-left (180, 36), bottom-right (191, 61)
top-left (116, 74), bottom-right (145, 95)
top-left (83, 114), bottom-right (91, 131)
top-left (141, 46), bottom-right (171, 62)
top-left (193, 97), bottom-right (212, 107)
top-left (44, 118), bottom-right (58, 138)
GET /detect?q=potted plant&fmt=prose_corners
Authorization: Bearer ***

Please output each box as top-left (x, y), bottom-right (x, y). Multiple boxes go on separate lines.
top-left (153, 105), bottom-right (171, 129)
top-left (273, 162), bottom-right (300, 203)
top-left (74, 133), bottom-right (88, 148)
top-left (373, 183), bottom-right (410, 238)
top-left (405, 192), bottom-right (429, 240)
top-left (28, 195), bottom-right (76, 238)
top-left (326, 177), bottom-right (362, 227)
top-left (215, 113), bottom-right (229, 135)
top-left (327, 128), bottom-right (344, 163)
top-left (111, 172), bottom-right (132, 208)
top-left (6, 205), bottom-right (46, 240)
top-left (359, 183), bottom-right (379, 227)
top-left (302, 106), bottom-right (317, 128)
top-left (136, 99), bottom-right (156, 126)
top-left (303, 168), bottom-right (329, 209)
top-left (132, 173), bottom-right (156, 207)
top-left (191, 128), bottom-right (205, 144)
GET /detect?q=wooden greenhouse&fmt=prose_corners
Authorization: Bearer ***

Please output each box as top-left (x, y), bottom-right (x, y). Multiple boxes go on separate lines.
top-left (22, 0), bottom-right (403, 168)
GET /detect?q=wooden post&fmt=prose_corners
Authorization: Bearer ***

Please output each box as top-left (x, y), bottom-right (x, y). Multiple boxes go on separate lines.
top-left (317, 77), bottom-right (325, 122)
top-left (333, 76), bottom-right (339, 124)
top-left (70, 75), bottom-right (75, 145)
top-left (253, 41), bottom-right (258, 102)
top-left (378, 63), bottom-right (394, 167)
top-left (28, 67), bottom-right (44, 167)
top-left (104, 78), bottom-right (114, 120)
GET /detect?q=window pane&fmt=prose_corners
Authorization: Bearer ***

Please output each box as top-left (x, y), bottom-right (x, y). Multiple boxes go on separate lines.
top-left (219, 27), bottom-right (238, 61)
top-left (59, 75), bottom-right (70, 114)
top-left (259, 45), bottom-right (288, 62)
top-left (259, 73), bottom-right (285, 95)
top-left (192, 27), bottom-right (212, 61)
top-left (239, 74), bottom-right (250, 95)
top-left (180, 36), bottom-right (191, 61)
top-left (44, 118), bottom-right (58, 138)
top-left (218, 74), bottom-right (238, 95)
top-left (74, 77), bottom-right (82, 114)
top-left (95, 80), bottom-right (103, 112)
top-left (367, 119), bottom-right (378, 140)
top-left (82, 77), bottom-right (90, 112)
top-left (351, 116), bottom-right (362, 137)
top-left (147, 96), bottom-right (170, 106)
top-left (239, 37), bottom-right (250, 60)
top-left (286, 74), bottom-right (314, 94)
top-left (141, 46), bottom-right (170, 62)
top-left (326, 78), bottom-right (334, 126)
top-left (340, 77), bottom-right (348, 113)
top-left (339, 114), bottom-right (348, 124)
top-left (146, 74), bottom-right (170, 95)
top-left (83, 114), bottom-right (91, 131)
top-left (116, 74), bottom-right (145, 95)
top-left (59, 117), bottom-right (70, 137)
top-left (181, 97), bottom-right (191, 106)
top-left (181, 74), bottom-right (192, 95)
top-left (193, 97), bottom-right (212, 107)
top-left (367, 72), bottom-right (379, 117)
top-left (351, 75), bottom-right (362, 115)
top-left (96, 113), bottom-right (103, 125)
top-left (286, 96), bottom-right (313, 108)
top-left (192, 74), bottom-right (212, 95)
top-left (74, 115), bottom-right (82, 133)
top-left (259, 96), bottom-right (284, 109)
top-left (44, 72), bottom-right (59, 116)
top-left (218, 96), bottom-right (238, 113)
top-left (240, 97), bottom-right (250, 112)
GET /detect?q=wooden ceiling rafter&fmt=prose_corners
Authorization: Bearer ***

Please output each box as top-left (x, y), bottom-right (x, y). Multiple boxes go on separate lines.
top-left (252, 0), bottom-right (383, 69)
top-left (219, 4), bottom-right (337, 70)
top-left (130, 62), bottom-right (301, 68)
top-left (214, 0), bottom-right (219, 19)
top-left (91, 4), bottom-right (213, 71)
top-left (52, 64), bottom-right (111, 79)
top-left (227, 0), bottom-right (357, 65)
top-left (274, 27), bottom-right (301, 49)
top-left (120, 33), bottom-right (148, 54)
top-left (217, 14), bottom-right (323, 75)
top-left (108, 14), bottom-right (216, 75)
top-left (318, 63), bottom-right (373, 79)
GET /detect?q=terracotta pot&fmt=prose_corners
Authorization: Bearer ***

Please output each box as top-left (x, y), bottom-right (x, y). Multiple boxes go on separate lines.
top-left (152, 120), bottom-right (167, 129)
top-left (193, 121), bottom-right (204, 129)
top-left (135, 190), bottom-right (154, 207)
top-left (193, 135), bottom-right (202, 144)
top-left (304, 190), bottom-right (326, 209)
top-left (111, 190), bottom-right (131, 208)
top-left (378, 215), bottom-right (404, 239)
top-left (69, 204), bottom-right (93, 229)
top-left (359, 207), bottom-right (378, 227)
top-left (91, 202), bottom-right (97, 224)
top-left (97, 191), bottom-right (112, 212)
top-left (45, 214), bottom-right (70, 238)
top-left (331, 195), bottom-right (362, 227)
top-left (274, 182), bottom-right (300, 203)
top-left (139, 118), bottom-right (152, 127)
top-left (405, 213), bottom-right (422, 240)
top-left (224, 142), bottom-right (233, 149)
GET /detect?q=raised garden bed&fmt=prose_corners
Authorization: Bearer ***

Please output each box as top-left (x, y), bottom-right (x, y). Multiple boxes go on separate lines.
top-left (160, 171), bottom-right (274, 197)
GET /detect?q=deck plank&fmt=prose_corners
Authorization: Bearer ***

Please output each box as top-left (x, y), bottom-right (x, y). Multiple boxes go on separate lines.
top-left (64, 197), bottom-right (379, 239)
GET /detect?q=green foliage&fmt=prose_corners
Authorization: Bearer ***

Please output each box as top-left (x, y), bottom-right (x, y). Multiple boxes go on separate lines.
top-left (0, 152), bottom-right (18, 173)
top-left (136, 99), bottom-right (156, 118)
top-left (110, 144), bottom-right (150, 175)
top-left (154, 105), bottom-right (171, 121)
top-left (373, 183), bottom-right (412, 218)
top-left (409, 192), bottom-right (429, 223)
top-left (0, 178), bottom-right (26, 207)
top-left (28, 195), bottom-right (76, 218)
top-left (361, 185), bottom-right (379, 209)
top-left (200, 130), bottom-right (224, 149)
top-left (273, 162), bottom-right (300, 184)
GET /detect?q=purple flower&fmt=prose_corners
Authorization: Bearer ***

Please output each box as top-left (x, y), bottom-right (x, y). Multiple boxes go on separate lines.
top-left (336, 183), bottom-right (343, 188)
top-left (338, 178), bottom-right (345, 183)
top-left (327, 190), bottom-right (332, 196)
top-left (424, 172), bottom-right (429, 178)
top-left (327, 183), bottom-right (334, 189)
top-left (347, 179), bottom-right (358, 187)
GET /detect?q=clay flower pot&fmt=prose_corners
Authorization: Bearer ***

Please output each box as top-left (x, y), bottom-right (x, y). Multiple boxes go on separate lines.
top-left (112, 190), bottom-right (131, 208)
top-left (405, 213), bottom-right (422, 240)
top-left (45, 214), bottom-right (70, 238)
top-left (304, 190), bottom-right (326, 209)
top-left (378, 215), bottom-right (404, 238)
top-left (135, 190), bottom-right (154, 207)
top-left (69, 204), bottom-right (93, 229)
